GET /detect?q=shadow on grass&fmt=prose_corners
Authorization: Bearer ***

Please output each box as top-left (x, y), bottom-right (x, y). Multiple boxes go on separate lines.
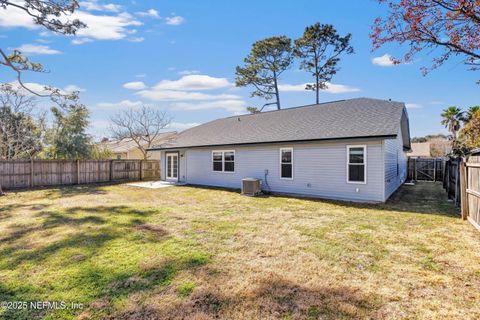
top-left (0, 205), bottom-right (157, 245)
top-left (110, 276), bottom-right (380, 320)
top-left (0, 205), bottom-right (166, 269)
top-left (182, 182), bottom-right (458, 218)
top-left (2, 183), bottom-right (112, 199)
top-left (0, 281), bottom-right (49, 320)
top-left (43, 184), bottom-right (109, 199)
top-left (7, 230), bottom-right (118, 268)
top-left (0, 243), bottom-right (209, 319)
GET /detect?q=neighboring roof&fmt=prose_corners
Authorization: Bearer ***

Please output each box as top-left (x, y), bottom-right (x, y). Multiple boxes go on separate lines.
top-left (467, 148), bottom-right (480, 156)
top-left (102, 131), bottom-right (176, 153)
top-left (408, 142), bottom-right (431, 157)
top-left (150, 98), bottom-right (409, 150)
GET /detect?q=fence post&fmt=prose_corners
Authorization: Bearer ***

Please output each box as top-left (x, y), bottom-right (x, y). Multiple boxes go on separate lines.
top-left (30, 159), bottom-right (34, 188)
top-left (460, 160), bottom-right (468, 220)
top-left (109, 160), bottom-right (114, 181)
top-left (414, 158), bottom-right (417, 181)
top-left (139, 160), bottom-right (143, 181)
top-left (76, 159), bottom-right (80, 184)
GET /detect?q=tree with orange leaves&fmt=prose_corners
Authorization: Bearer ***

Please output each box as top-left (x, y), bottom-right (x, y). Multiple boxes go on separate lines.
top-left (371, 0), bottom-right (480, 79)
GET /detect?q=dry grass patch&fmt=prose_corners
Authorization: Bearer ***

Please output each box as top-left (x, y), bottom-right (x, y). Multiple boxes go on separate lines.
top-left (0, 182), bottom-right (479, 319)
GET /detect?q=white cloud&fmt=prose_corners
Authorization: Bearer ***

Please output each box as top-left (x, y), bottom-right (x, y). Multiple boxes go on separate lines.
top-left (166, 16), bottom-right (185, 25)
top-left (127, 36), bottom-right (144, 42)
top-left (8, 81), bottom-right (50, 95)
top-left (135, 73), bottom-right (146, 78)
top-left (152, 75), bottom-right (232, 91)
top-left (406, 103), bottom-right (423, 109)
top-left (178, 70), bottom-right (200, 75)
top-left (71, 38), bottom-right (94, 45)
top-left (135, 9), bottom-right (160, 18)
top-left (137, 90), bottom-right (241, 101)
top-left (72, 11), bottom-right (142, 42)
top-left (79, 1), bottom-right (122, 12)
top-left (0, 3), bottom-right (142, 43)
top-left (0, 3), bottom-right (38, 29)
top-left (15, 44), bottom-right (62, 55)
top-left (35, 39), bottom-right (50, 44)
top-left (103, 3), bottom-right (122, 12)
top-left (130, 75), bottom-right (241, 105)
top-left (167, 122), bottom-right (201, 130)
top-left (372, 54), bottom-right (396, 67)
top-left (64, 84), bottom-right (86, 93)
top-left (278, 82), bottom-right (360, 94)
top-left (97, 99), bottom-right (144, 108)
top-left (123, 81), bottom-right (146, 90)
top-left (171, 100), bottom-right (247, 113)
top-left (7, 81), bottom-right (85, 96)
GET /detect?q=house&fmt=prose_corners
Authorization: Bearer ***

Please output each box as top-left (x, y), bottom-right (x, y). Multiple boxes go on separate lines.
top-left (408, 142), bottom-right (431, 158)
top-left (149, 98), bottom-right (411, 202)
top-left (101, 131), bottom-right (176, 160)
top-left (408, 139), bottom-right (452, 158)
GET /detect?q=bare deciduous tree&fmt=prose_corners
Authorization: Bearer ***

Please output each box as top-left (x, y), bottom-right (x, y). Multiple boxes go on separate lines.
top-left (0, 84), bottom-right (45, 160)
top-left (109, 106), bottom-right (172, 160)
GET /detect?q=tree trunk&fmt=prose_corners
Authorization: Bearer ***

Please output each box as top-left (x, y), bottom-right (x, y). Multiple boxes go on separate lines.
top-left (315, 55), bottom-right (320, 104)
top-left (273, 71), bottom-right (281, 110)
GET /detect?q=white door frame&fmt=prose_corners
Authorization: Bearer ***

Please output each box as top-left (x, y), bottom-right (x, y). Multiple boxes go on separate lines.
top-left (166, 153), bottom-right (179, 182)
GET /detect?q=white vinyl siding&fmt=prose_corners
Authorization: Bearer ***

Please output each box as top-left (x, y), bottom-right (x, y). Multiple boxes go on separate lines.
top-left (384, 127), bottom-right (407, 200)
top-left (176, 140), bottom-right (385, 202)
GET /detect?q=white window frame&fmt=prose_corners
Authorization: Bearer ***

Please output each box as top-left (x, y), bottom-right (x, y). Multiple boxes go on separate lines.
top-left (346, 145), bottom-right (367, 184)
top-left (212, 150), bottom-right (235, 173)
top-left (279, 147), bottom-right (294, 180)
top-left (165, 152), bottom-right (179, 181)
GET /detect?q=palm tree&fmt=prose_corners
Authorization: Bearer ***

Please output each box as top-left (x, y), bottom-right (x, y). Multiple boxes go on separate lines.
top-left (465, 106), bottom-right (480, 122)
top-left (441, 106), bottom-right (464, 140)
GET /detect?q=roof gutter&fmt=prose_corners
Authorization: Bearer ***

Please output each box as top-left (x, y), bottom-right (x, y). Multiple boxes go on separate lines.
top-left (147, 134), bottom-right (397, 151)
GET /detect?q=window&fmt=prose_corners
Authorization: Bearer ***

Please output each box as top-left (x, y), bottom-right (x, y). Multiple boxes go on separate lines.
top-left (212, 150), bottom-right (235, 172)
top-left (280, 148), bottom-right (293, 179)
top-left (347, 145), bottom-right (366, 184)
top-left (224, 151), bottom-right (235, 172)
top-left (213, 151), bottom-right (223, 172)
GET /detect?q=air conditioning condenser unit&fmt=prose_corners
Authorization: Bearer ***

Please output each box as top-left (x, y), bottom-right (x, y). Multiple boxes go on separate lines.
top-left (241, 178), bottom-right (262, 196)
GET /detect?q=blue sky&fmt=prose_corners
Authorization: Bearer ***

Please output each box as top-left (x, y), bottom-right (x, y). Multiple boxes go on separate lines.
top-left (1, 0), bottom-right (478, 139)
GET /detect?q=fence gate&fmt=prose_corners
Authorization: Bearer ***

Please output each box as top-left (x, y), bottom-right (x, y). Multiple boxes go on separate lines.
top-left (407, 158), bottom-right (444, 182)
top-left (460, 152), bottom-right (480, 231)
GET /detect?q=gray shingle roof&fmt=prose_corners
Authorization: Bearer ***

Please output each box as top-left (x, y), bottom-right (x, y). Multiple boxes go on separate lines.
top-left (102, 131), bottom-right (177, 153)
top-left (151, 98), bottom-right (407, 150)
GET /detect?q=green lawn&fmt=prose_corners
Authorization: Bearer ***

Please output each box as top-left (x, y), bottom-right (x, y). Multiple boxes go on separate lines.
top-left (0, 182), bottom-right (479, 319)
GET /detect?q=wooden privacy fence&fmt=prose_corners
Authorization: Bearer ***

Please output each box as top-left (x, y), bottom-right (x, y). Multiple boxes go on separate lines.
top-left (460, 152), bottom-right (480, 231)
top-left (0, 159), bottom-right (160, 190)
top-left (407, 157), bottom-right (444, 182)
top-left (444, 158), bottom-right (461, 206)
